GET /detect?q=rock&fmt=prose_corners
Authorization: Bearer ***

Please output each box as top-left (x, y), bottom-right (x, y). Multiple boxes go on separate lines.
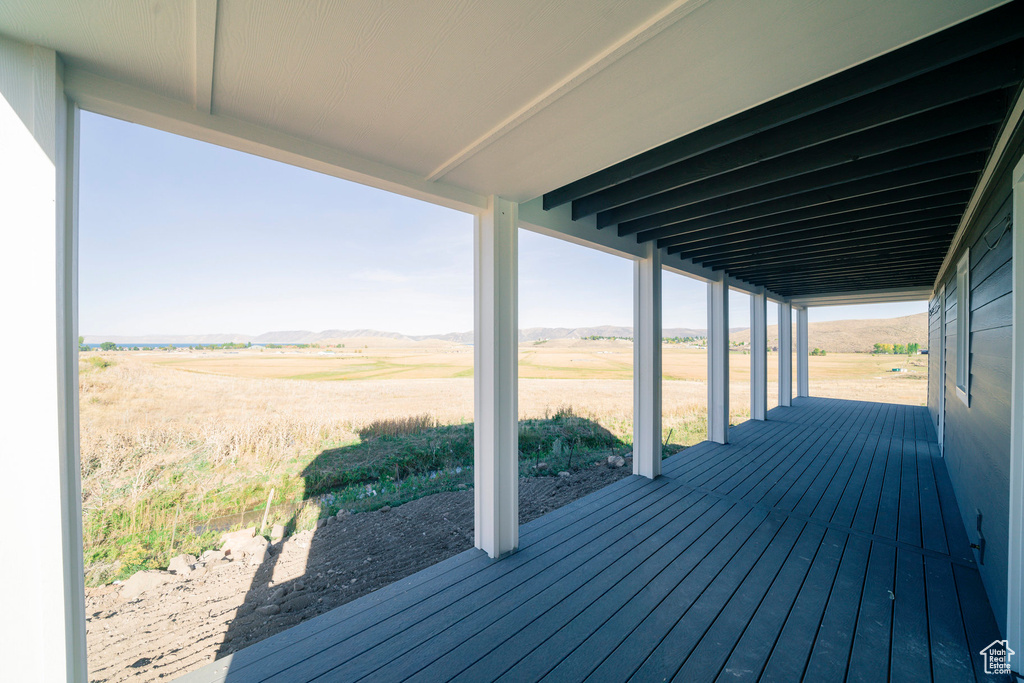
top-left (457, 484), bottom-right (467, 490)
top-left (294, 579), bottom-right (305, 591)
top-left (607, 455), bottom-right (626, 469)
top-left (119, 570), bottom-right (172, 601)
top-left (335, 510), bottom-right (348, 520)
top-left (316, 518), bottom-right (327, 530)
top-left (379, 505), bottom-right (391, 512)
top-left (270, 586), bottom-right (289, 603)
top-left (256, 603), bottom-right (280, 616)
top-left (283, 594), bottom-right (314, 612)
top-left (270, 524), bottom-right (285, 542)
top-left (229, 535), bottom-right (269, 565)
top-left (200, 549), bottom-right (226, 564)
top-left (167, 553), bottom-right (196, 575)
top-left (536, 462), bottom-right (550, 472)
top-left (326, 515), bottom-right (335, 525)
top-left (558, 471), bottom-right (571, 478)
top-left (220, 527), bottom-right (255, 554)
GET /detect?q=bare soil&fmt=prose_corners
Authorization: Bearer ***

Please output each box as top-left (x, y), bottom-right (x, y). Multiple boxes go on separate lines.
top-left (84, 465), bottom-right (631, 683)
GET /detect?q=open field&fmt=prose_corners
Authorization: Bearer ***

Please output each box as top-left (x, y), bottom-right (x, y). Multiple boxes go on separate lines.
top-left (78, 341), bottom-right (926, 584)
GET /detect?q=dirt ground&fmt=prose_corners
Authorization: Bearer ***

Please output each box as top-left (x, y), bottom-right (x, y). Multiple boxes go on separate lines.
top-left (84, 464), bottom-right (632, 683)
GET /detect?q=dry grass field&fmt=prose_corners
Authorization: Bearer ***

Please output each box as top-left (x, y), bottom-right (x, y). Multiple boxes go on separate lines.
top-left (78, 340), bottom-right (926, 584)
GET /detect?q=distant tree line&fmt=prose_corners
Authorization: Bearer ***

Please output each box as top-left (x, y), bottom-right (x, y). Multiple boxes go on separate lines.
top-left (873, 342), bottom-right (920, 355)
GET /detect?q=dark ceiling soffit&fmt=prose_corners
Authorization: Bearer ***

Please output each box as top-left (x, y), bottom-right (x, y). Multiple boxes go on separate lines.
top-left (633, 173), bottom-right (976, 244)
top-left (542, 1), bottom-right (1024, 210)
top-left (656, 191), bottom-right (970, 251)
top-left (618, 155), bottom-right (984, 237)
top-left (570, 49), bottom-right (1020, 219)
top-left (702, 230), bottom-right (955, 264)
top-left (594, 106), bottom-right (1003, 229)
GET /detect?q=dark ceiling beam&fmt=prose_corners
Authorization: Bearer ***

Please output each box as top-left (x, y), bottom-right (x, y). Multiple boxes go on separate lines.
top-left (753, 264), bottom-right (942, 288)
top-left (657, 192), bottom-right (968, 251)
top-left (571, 49), bottom-right (1020, 219)
top-left (631, 174), bottom-right (975, 244)
top-left (688, 224), bottom-right (956, 269)
top-left (590, 94), bottom-right (1003, 224)
top-left (670, 212), bottom-right (961, 259)
top-left (752, 256), bottom-right (944, 279)
top-left (707, 238), bottom-right (950, 272)
top-left (724, 245), bottom-right (947, 272)
top-left (772, 277), bottom-right (935, 295)
top-left (541, 1), bottom-right (1024, 210)
top-left (617, 153), bottom-right (984, 236)
top-left (720, 246), bottom-right (942, 278)
top-left (596, 123), bottom-right (997, 228)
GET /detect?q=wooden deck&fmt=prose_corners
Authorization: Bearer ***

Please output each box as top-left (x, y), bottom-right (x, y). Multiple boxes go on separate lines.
top-left (179, 398), bottom-right (1007, 682)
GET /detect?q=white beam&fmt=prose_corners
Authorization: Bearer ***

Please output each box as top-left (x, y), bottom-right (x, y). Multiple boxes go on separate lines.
top-left (474, 196), bottom-right (518, 559)
top-left (1007, 153), bottom-right (1024, 662)
top-left (707, 273), bottom-right (729, 444)
top-left (750, 290), bottom-right (768, 420)
top-left (0, 37), bottom-right (86, 682)
top-left (788, 287), bottom-right (932, 307)
top-left (63, 68), bottom-right (486, 215)
top-left (426, 0), bottom-right (712, 182)
top-left (796, 306), bottom-right (809, 398)
top-left (518, 197), bottom-right (644, 260)
top-left (634, 242), bottom-right (662, 478)
top-left (778, 302), bottom-right (793, 407)
top-left (193, 0), bottom-right (218, 113)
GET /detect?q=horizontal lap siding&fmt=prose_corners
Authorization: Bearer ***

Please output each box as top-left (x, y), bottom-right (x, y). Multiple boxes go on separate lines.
top-left (927, 295), bottom-right (942, 430)
top-left (940, 188), bottom-right (1012, 635)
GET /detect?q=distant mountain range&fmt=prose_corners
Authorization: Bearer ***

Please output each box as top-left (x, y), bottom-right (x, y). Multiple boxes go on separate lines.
top-left (84, 313), bottom-right (928, 353)
top-left (83, 325), bottom-right (734, 346)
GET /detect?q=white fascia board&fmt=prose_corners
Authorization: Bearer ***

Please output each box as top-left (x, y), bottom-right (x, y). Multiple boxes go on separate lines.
top-left (63, 68), bottom-right (487, 215)
top-left (518, 197), bottom-right (645, 259)
top-left (789, 287), bottom-right (933, 307)
top-left (934, 81), bottom-right (1024, 290)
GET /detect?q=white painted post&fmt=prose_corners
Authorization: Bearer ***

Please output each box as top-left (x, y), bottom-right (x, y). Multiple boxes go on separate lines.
top-left (633, 243), bottom-right (662, 478)
top-left (707, 274), bottom-right (729, 444)
top-left (750, 290), bottom-right (768, 420)
top-left (0, 38), bottom-right (87, 682)
top-left (779, 302), bottom-right (793, 407)
top-left (474, 196), bottom-right (518, 559)
top-left (796, 306), bottom-right (809, 398)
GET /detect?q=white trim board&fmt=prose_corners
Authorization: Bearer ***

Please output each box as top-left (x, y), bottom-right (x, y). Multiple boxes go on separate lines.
top-left (1006, 151), bottom-right (1024, 663)
top-left (63, 68), bottom-right (487, 215)
top-left (934, 79), bottom-right (1024, 290)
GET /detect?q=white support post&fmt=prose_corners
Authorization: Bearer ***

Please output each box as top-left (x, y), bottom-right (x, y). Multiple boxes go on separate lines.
top-left (750, 290), bottom-right (768, 420)
top-left (796, 306), bottom-right (809, 398)
top-left (0, 38), bottom-right (87, 682)
top-left (707, 274), bottom-right (729, 444)
top-left (633, 243), bottom-right (662, 478)
top-left (474, 196), bottom-right (518, 559)
top-left (779, 302), bottom-right (793, 407)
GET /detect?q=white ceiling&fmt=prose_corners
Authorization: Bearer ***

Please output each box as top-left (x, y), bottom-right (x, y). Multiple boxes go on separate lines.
top-left (0, 0), bottom-right (1007, 204)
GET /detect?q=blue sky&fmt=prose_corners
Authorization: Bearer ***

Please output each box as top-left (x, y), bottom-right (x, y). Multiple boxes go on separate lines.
top-left (79, 113), bottom-right (925, 337)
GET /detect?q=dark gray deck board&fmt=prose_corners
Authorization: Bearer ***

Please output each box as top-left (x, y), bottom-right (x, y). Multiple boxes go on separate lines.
top-left (181, 398), bottom-right (1005, 683)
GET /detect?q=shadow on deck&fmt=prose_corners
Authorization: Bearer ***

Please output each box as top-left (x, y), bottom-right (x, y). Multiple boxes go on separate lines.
top-left (178, 397), bottom-right (1007, 682)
